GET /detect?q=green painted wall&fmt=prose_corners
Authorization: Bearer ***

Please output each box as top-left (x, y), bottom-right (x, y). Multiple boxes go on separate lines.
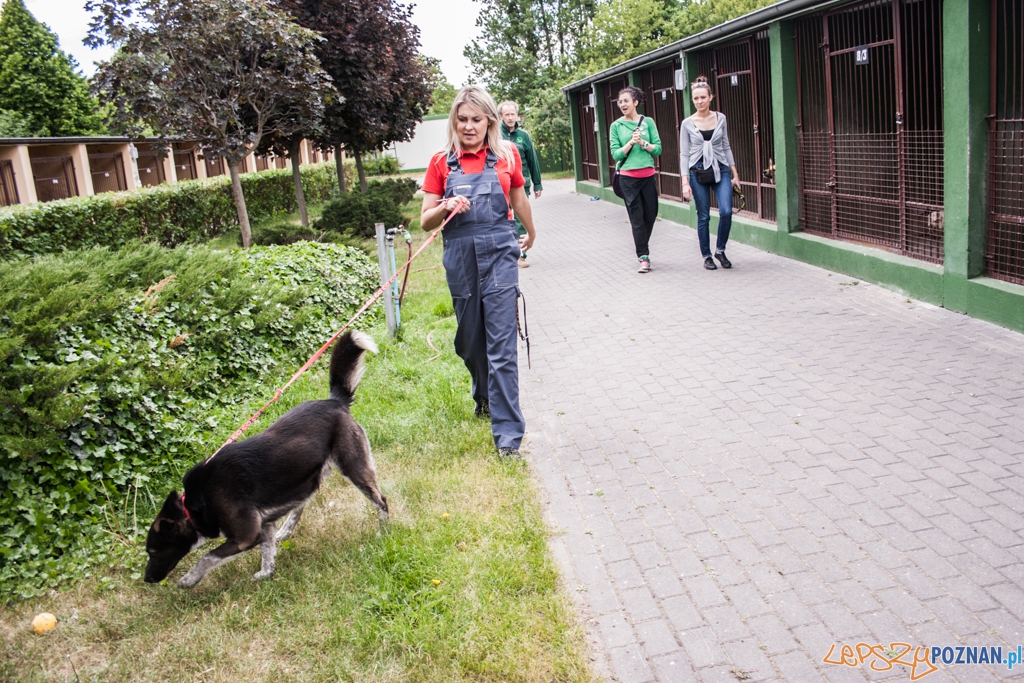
top-left (769, 21), bottom-right (801, 237)
top-left (942, 0), bottom-right (990, 312)
top-left (594, 83), bottom-right (612, 187)
top-left (569, 91), bottom-right (584, 182)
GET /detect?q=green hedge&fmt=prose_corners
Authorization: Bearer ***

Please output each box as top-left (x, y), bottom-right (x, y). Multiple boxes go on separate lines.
top-left (0, 241), bottom-right (380, 599)
top-left (0, 164), bottom-right (342, 260)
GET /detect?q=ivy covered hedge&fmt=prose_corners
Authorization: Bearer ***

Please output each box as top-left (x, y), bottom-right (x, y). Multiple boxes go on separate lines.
top-left (0, 240), bottom-right (379, 599)
top-left (0, 164), bottom-right (341, 260)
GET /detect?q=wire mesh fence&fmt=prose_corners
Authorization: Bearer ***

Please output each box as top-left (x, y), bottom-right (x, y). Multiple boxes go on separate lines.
top-left (603, 76), bottom-right (627, 183)
top-left (986, 0), bottom-right (1024, 284)
top-left (137, 150), bottom-right (166, 187)
top-left (173, 150), bottom-right (197, 180)
top-left (31, 156), bottom-right (77, 203)
top-left (691, 31), bottom-right (776, 222)
top-left (88, 152), bottom-right (128, 194)
top-left (641, 61), bottom-right (684, 201)
top-left (577, 90), bottom-right (600, 183)
top-left (795, 0), bottom-right (943, 263)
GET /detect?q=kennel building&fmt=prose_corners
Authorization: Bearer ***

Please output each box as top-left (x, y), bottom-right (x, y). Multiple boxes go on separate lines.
top-left (0, 137), bottom-right (335, 206)
top-left (564, 0), bottom-right (1024, 333)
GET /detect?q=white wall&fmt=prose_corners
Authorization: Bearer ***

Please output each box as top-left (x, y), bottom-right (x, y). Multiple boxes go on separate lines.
top-left (387, 117), bottom-right (448, 171)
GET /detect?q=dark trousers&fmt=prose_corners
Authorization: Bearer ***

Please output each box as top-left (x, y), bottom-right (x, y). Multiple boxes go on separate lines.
top-left (619, 174), bottom-right (659, 258)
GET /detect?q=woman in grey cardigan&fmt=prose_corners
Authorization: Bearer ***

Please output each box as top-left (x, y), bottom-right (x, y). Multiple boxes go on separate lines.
top-left (679, 76), bottom-right (742, 270)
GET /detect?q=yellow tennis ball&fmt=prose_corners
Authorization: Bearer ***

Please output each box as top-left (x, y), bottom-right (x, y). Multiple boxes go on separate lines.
top-left (32, 613), bottom-right (57, 635)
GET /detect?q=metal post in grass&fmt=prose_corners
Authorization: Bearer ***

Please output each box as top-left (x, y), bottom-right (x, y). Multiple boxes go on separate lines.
top-left (375, 223), bottom-right (397, 338)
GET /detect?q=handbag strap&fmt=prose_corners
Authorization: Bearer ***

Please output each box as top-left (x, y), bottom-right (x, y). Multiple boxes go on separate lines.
top-left (615, 116), bottom-right (646, 171)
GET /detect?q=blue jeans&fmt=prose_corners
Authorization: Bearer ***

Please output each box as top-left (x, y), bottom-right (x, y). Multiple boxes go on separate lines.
top-left (689, 166), bottom-right (732, 259)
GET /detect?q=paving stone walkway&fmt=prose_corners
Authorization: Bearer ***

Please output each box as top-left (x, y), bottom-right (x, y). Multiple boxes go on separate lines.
top-left (518, 179), bottom-right (1024, 683)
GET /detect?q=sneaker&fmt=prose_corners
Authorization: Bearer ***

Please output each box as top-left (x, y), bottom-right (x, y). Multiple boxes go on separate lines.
top-left (518, 257), bottom-right (529, 269)
top-left (637, 257), bottom-right (651, 273)
top-left (715, 251), bottom-right (732, 269)
top-left (474, 400), bottom-right (490, 418)
top-left (497, 447), bottom-right (522, 459)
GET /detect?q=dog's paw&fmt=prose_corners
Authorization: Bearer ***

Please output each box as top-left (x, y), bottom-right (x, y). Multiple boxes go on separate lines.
top-left (178, 573), bottom-right (201, 589)
top-left (252, 568), bottom-right (275, 582)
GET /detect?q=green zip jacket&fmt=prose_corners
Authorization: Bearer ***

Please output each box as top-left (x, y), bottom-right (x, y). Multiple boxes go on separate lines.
top-left (501, 122), bottom-right (543, 191)
top-left (609, 117), bottom-right (662, 170)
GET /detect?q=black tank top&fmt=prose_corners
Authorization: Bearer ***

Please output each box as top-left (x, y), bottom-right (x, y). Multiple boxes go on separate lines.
top-left (700, 129), bottom-right (713, 141)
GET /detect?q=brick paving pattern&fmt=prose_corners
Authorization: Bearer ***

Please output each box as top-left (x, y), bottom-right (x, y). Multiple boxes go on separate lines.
top-left (518, 179), bottom-right (1024, 682)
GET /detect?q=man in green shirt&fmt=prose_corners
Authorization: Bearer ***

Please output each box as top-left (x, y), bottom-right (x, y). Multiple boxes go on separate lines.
top-left (499, 100), bottom-right (542, 268)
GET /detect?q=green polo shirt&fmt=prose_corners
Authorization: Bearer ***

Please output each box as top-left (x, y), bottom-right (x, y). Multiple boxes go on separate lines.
top-left (500, 122), bottom-right (543, 191)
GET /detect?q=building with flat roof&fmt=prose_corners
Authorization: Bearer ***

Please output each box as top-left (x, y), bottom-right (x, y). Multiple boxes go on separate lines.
top-left (563, 0), bottom-right (1023, 333)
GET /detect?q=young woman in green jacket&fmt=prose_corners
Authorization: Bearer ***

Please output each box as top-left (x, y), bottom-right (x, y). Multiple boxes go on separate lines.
top-left (609, 86), bottom-right (662, 273)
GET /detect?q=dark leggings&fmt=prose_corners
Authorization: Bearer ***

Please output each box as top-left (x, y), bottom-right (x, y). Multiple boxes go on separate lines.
top-left (619, 174), bottom-right (659, 258)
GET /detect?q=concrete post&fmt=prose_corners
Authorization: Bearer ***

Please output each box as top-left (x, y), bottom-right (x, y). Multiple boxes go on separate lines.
top-left (164, 147), bottom-right (178, 184)
top-left (942, 0), bottom-right (990, 312)
top-left (124, 143), bottom-right (141, 191)
top-left (70, 144), bottom-right (94, 196)
top-left (0, 144), bottom-right (37, 204)
top-left (569, 91), bottom-right (584, 182)
top-left (194, 149), bottom-right (208, 179)
top-left (375, 223), bottom-right (397, 338)
top-left (769, 20), bottom-right (802, 238)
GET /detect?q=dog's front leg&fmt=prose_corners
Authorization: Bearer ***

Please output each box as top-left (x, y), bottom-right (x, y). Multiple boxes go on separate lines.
top-left (253, 522), bottom-right (278, 582)
top-left (179, 540), bottom-right (250, 588)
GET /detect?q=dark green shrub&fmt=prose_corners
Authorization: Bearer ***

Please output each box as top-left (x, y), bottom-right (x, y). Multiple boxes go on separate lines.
top-left (361, 154), bottom-right (401, 176)
top-left (313, 181), bottom-right (410, 240)
top-left (0, 241), bottom-right (379, 599)
top-left (369, 177), bottom-right (419, 207)
top-left (249, 219), bottom-right (321, 246)
top-left (0, 164), bottom-right (341, 260)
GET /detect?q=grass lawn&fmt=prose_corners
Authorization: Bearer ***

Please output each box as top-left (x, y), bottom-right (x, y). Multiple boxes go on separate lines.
top-left (0, 208), bottom-right (595, 682)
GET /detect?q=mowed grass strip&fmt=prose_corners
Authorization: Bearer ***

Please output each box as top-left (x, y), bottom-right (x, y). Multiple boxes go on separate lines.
top-left (0, 225), bottom-right (595, 682)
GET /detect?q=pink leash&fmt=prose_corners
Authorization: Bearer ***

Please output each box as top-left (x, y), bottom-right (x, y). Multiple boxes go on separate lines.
top-left (201, 199), bottom-right (466, 466)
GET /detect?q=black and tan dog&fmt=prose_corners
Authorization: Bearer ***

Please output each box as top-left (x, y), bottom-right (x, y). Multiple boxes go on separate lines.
top-left (144, 331), bottom-right (388, 588)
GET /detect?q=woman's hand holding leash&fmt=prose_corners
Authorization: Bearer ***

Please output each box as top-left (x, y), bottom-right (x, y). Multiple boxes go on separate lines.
top-left (442, 196), bottom-right (470, 214)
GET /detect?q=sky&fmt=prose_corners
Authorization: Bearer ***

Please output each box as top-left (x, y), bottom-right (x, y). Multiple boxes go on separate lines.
top-left (21, 0), bottom-right (482, 86)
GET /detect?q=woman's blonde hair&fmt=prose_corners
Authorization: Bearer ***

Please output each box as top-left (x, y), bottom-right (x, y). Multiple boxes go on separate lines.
top-left (444, 86), bottom-right (516, 168)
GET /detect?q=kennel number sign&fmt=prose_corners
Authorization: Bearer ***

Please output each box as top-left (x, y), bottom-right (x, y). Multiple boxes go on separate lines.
top-left (855, 45), bottom-right (870, 65)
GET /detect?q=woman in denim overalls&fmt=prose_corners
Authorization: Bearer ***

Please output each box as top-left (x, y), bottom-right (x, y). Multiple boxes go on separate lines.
top-left (420, 86), bottom-right (537, 458)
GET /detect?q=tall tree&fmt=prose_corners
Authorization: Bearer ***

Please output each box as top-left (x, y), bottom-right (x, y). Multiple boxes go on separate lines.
top-left (0, 0), bottom-right (104, 136)
top-left (425, 57), bottom-right (457, 116)
top-left (276, 0), bottom-right (433, 193)
top-left (464, 0), bottom-right (595, 103)
top-left (88, 0), bottom-right (331, 247)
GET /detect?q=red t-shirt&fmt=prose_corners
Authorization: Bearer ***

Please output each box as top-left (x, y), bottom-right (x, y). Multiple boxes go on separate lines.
top-left (422, 146), bottom-right (524, 219)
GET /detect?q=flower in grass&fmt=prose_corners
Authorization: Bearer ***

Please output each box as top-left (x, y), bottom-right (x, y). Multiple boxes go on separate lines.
top-left (432, 579), bottom-right (440, 585)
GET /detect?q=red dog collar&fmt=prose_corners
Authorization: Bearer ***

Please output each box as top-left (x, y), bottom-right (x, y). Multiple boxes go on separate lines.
top-left (180, 492), bottom-right (193, 523)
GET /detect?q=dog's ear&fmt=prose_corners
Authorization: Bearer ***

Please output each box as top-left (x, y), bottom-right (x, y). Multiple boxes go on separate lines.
top-left (157, 490), bottom-right (185, 521)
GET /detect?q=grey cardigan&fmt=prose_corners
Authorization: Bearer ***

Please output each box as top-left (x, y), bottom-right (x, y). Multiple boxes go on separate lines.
top-left (679, 113), bottom-right (736, 184)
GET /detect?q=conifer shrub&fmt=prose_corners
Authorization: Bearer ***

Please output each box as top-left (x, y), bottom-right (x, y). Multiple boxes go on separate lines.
top-left (0, 240), bottom-right (379, 599)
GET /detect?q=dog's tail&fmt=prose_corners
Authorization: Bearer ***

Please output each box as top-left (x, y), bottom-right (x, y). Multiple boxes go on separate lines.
top-left (329, 330), bottom-right (378, 406)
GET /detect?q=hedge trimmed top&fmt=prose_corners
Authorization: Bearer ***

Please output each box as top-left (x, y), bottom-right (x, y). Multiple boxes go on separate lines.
top-left (0, 164), bottom-right (339, 260)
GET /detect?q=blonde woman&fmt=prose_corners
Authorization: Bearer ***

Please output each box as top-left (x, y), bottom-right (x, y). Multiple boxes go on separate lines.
top-left (420, 85), bottom-right (537, 459)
